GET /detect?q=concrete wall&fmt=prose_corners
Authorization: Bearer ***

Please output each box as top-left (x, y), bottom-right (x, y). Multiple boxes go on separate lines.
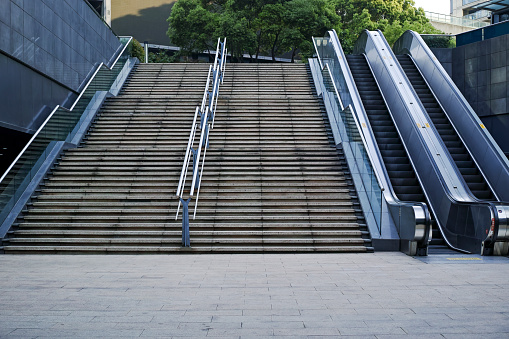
top-left (0, 0), bottom-right (122, 133)
top-left (429, 21), bottom-right (473, 35)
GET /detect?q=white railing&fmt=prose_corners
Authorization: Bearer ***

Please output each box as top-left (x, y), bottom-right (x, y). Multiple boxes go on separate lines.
top-left (175, 38), bottom-right (227, 247)
top-left (425, 11), bottom-right (490, 28)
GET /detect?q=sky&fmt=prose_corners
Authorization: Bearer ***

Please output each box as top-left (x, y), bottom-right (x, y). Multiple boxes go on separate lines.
top-left (413, 0), bottom-right (451, 15)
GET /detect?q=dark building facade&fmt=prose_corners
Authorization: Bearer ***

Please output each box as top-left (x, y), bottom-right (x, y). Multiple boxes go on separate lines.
top-left (0, 0), bottom-right (121, 172)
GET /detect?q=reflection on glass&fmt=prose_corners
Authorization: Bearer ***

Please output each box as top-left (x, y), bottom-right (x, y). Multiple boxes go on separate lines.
top-left (310, 54), bottom-right (384, 236)
top-left (421, 34), bottom-right (456, 48)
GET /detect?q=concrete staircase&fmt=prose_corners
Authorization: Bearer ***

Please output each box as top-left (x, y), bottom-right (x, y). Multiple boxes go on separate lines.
top-left (2, 63), bottom-right (372, 253)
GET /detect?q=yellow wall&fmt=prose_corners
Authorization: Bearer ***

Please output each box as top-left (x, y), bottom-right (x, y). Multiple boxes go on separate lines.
top-left (111, 0), bottom-right (177, 45)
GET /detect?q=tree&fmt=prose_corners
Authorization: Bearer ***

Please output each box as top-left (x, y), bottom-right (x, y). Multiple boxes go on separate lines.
top-left (148, 51), bottom-right (177, 63)
top-left (215, 2), bottom-right (257, 62)
top-left (383, 19), bottom-right (442, 47)
top-left (257, 3), bottom-right (287, 61)
top-left (166, 0), bottom-right (442, 62)
top-left (166, 0), bottom-right (219, 57)
top-left (130, 39), bottom-right (145, 62)
top-left (332, 0), bottom-right (441, 53)
top-left (283, 0), bottom-right (340, 62)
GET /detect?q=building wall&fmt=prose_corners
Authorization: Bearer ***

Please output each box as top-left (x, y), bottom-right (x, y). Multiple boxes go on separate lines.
top-left (451, 0), bottom-right (489, 17)
top-left (428, 21), bottom-right (474, 35)
top-left (430, 48), bottom-right (453, 77)
top-left (432, 35), bottom-right (509, 153)
top-left (452, 34), bottom-right (509, 152)
top-left (0, 0), bottom-right (121, 133)
top-left (111, 0), bottom-right (176, 46)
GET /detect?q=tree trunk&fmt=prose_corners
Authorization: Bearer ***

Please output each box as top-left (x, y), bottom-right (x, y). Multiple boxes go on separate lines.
top-left (271, 33), bottom-right (280, 62)
top-left (255, 32), bottom-right (262, 62)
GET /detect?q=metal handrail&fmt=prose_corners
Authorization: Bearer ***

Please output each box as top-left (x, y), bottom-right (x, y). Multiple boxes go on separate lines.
top-left (175, 38), bottom-right (227, 246)
top-left (0, 37), bottom-right (134, 186)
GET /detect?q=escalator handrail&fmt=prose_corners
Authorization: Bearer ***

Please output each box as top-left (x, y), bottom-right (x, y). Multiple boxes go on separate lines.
top-left (322, 64), bottom-right (386, 193)
top-left (326, 30), bottom-right (428, 210)
top-left (355, 52), bottom-right (432, 245)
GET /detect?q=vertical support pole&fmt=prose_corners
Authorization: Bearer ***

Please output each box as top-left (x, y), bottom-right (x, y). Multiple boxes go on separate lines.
top-left (203, 124), bottom-right (210, 149)
top-left (192, 148), bottom-right (199, 190)
top-left (144, 41), bottom-right (149, 63)
top-left (180, 198), bottom-right (191, 247)
top-left (379, 189), bottom-right (383, 237)
top-left (103, 0), bottom-right (112, 26)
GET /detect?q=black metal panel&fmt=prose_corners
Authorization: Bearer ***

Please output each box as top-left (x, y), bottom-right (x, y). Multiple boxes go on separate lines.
top-left (0, 53), bottom-right (76, 134)
top-left (0, 0), bottom-right (121, 134)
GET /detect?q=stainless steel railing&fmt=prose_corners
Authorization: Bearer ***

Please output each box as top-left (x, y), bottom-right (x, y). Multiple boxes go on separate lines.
top-left (175, 38), bottom-right (227, 247)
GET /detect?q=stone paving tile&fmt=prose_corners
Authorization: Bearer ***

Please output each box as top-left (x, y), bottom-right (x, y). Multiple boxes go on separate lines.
top-left (376, 335), bottom-right (444, 339)
top-left (273, 327), bottom-right (340, 336)
top-left (0, 253), bottom-right (508, 337)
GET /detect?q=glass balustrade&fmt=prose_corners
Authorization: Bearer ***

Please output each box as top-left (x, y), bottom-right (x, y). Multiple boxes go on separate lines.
top-left (309, 49), bottom-right (383, 235)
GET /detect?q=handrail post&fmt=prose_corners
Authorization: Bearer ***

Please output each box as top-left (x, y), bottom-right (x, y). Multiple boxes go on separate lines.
top-left (180, 197), bottom-right (191, 247)
top-left (175, 37), bottom-right (226, 246)
top-left (192, 148), bottom-right (199, 191)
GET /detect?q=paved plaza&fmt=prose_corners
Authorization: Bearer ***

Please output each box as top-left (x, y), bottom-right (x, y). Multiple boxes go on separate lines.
top-left (0, 253), bottom-right (508, 338)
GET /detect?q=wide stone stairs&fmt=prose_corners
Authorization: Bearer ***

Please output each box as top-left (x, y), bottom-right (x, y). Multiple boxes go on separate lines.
top-left (3, 63), bottom-right (372, 253)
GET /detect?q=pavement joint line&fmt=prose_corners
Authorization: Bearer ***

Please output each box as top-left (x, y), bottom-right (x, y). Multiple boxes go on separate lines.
top-left (0, 253), bottom-right (508, 337)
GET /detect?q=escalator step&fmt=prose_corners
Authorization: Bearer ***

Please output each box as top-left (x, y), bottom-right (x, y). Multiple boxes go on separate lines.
top-left (397, 54), bottom-right (495, 201)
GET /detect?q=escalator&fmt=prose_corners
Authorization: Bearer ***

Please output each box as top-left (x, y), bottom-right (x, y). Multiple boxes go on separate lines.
top-left (313, 29), bottom-right (509, 255)
top-left (346, 55), bottom-right (426, 204)
top-left (397, 55), bottom-right (495, 201)
top-left (349, 30), bottom-right (509, 255)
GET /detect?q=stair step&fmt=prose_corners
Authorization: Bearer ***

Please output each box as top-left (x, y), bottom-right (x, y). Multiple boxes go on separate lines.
top-left (6, 63), bottom-right (371, 254)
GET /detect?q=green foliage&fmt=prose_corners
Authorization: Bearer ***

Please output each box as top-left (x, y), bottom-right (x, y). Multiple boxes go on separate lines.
top-left (166, 0), bottom-right (443, 62)
top-left (167, 0), bottom-right (220, 56)
top-left (215, 6), bottom-right (256, 62)
top-left (421, 35), bottom-right (456, 49)
top-left (148, 51), bottom-right (177, 63)
top-left (131, 39), bottom-right (145, 62)
top-left (334, 0), bottom-right (443, 53)
top-left (383, 20), bottom-right (442, 47)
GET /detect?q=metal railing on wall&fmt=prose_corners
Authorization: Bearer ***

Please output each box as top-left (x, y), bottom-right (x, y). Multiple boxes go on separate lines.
top-left (0, 37), bottom-right (136, 234)
top-left (424, 11), bottom-right (489, 29)
top-left (175, 38), bottom-right (227, 247)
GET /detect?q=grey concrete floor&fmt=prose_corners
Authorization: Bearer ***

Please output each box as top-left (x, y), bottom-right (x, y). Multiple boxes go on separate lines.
top-left (0, 253), bottom-right (508, 338)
